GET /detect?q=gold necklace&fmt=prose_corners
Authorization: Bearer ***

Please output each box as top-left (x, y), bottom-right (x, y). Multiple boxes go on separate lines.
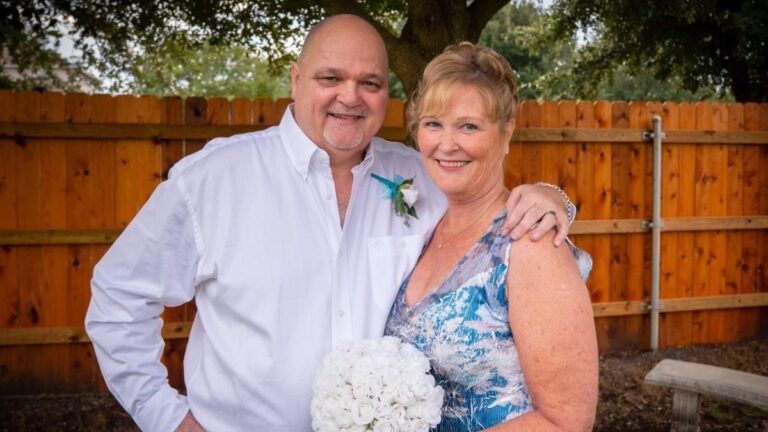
top-left (436, 190), bottom-right (507, 249)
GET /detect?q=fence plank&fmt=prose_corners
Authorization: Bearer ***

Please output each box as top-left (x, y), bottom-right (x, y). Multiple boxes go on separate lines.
top-left (627, 103), bottom-right (650, 350)
top-left (675, 103), bottom-right (697, 347)
top-left (161, 96), bottom-right (184, 180)
top-left (14, 91), bottom-right (46, 392)
top-left (38, 92), bottom-right (69, 390)
top-left (659, 103), bottom-right (684, 347)
top-left (723, 104), bottom-right (744, 343)
top-left (759, 105), bottom-right (768, 337)
top-left (0, 90), bottom-right (20, 392)
top-left (540, 101), bottom-right (559, 183)
top-left (709, 105), bottom-right (729, 343)
top-left (609, 102), bottom-right (630, 350)
top-left (575, 102), bottom-right (595, 319)
top-left (739, 104), bottom-right (761, 339)
top-left (520, 102), bottom-right (541, 184)
top-left (64, 92), bottom-right (100, 391)
top-left (89, 93), bottom-right (117, 392)
top-left (592, 101), bottom-right (614, 352)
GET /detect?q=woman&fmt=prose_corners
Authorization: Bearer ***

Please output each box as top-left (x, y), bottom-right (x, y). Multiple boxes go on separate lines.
top-left (384, 42), bottom-right (598, 431)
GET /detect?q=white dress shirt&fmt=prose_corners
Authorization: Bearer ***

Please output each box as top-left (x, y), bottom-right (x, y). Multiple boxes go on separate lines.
top-left (85, 107), bottom-right (447, 431)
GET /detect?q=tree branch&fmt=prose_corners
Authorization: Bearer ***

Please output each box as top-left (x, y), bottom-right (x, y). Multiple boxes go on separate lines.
top-left (315, 0), bottom-right (400, 47)
top-left (468, 0), bottom-right (511, 41)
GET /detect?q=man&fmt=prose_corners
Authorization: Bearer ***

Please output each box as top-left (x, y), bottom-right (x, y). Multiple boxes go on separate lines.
top-left (86, 14), bottom-right (574, 432)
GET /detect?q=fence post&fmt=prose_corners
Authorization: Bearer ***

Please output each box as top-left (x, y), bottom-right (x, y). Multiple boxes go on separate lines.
top-left (647, 115), bottom-right (665, 351)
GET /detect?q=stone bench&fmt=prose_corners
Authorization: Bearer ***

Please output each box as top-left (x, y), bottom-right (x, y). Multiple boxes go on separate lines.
top-left (644, 359), bottom-right (768, 432)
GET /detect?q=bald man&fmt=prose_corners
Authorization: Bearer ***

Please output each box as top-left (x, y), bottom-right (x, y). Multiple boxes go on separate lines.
top-left (85, 14), bottom-right (573, 431)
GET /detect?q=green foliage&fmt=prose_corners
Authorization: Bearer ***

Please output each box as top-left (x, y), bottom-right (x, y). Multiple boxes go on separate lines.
top-left (543, 0), bottom-right (768, 102)
top-left (127, 40), bottom-right (290, 99)
top-left (0, 0), bottom-right (100, 91)
top-left (1, 0), bottom-right (510, 97)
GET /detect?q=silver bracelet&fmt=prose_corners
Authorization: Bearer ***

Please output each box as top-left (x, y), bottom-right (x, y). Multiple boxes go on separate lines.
top-left (536, 182), bottom-right (574, 223)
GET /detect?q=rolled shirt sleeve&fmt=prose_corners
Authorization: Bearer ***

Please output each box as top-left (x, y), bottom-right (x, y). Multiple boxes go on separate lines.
top-left (85, 174), bottom-right (202, 432)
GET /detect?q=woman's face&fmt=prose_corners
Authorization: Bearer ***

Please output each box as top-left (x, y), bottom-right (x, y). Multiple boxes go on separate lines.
top-left (417, 84), bottom-right (514, 201)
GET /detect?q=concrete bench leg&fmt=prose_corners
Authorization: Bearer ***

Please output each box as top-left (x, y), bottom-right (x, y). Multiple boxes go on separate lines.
top-left (671, 389), bottom-right (701, 432)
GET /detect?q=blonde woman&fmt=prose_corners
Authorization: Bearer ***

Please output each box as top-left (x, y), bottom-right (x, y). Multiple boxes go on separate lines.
top-left (384, 42), bottom-right (598, 431)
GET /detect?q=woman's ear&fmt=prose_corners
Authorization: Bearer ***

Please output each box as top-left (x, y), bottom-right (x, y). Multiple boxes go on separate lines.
top-left (504, 119), bottom-right (516, 155)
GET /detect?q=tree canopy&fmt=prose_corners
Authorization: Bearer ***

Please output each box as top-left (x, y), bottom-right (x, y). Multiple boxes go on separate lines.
top-left (1, 0), bottom-right (509, 97)
top-left (2, 0), bottom-right (761, 101)
top-left (543, 0), bottom-right (768, 102)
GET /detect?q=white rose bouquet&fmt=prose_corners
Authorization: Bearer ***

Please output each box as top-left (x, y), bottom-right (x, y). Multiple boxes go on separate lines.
top-left (311, 336), bottom-right (444, 432)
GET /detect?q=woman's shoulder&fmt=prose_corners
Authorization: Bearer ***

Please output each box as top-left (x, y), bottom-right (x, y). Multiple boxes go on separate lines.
top-left (507, 230), bottom-right (586, 285)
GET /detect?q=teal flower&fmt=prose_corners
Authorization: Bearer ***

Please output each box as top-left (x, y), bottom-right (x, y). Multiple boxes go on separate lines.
top-left (371, 173), bottom-right (419, 226)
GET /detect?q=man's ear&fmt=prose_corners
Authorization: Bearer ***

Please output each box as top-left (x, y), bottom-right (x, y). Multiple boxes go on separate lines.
top-left (290, 62), bottom-right (300, 99)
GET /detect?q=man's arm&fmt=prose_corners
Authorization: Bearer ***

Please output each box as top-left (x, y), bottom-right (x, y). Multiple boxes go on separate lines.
top-left (85, 176), bottom-right (201, 432)
top-left (503, 182), bottom-right (576, 247)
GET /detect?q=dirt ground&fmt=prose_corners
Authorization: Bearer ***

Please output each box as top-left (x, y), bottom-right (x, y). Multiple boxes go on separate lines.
top-left (1, 338), bottom-right (766, 431)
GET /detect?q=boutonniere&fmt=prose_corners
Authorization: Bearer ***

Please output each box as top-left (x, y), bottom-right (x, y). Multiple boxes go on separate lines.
top-left (371, 173), bottom-right (419, 226)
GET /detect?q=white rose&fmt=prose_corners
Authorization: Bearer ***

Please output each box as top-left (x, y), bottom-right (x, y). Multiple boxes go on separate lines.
top-left (351, 400), bottom-right (376, 426)
top-left (405, 401), bottom-right (426, 419)
top-left (373, 419), bottom-right (398, 432)
top-left (400, 187), bottom-right (419, 207)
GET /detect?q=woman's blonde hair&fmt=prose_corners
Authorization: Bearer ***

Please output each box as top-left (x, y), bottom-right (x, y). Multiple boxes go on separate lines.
top-left (407, 42), bottom-right (518, 136)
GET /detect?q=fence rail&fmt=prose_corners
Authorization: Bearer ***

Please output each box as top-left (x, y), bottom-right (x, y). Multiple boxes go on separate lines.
top-left (0, 91), bottom-right (766, 394)
top-left (4, 122), bottom-right (768, 144)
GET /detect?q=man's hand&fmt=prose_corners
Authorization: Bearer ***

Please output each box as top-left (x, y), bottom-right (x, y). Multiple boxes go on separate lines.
top-left (503, 183), bottom-right (570, 246)
top-left (175, 412), bottom-right (205, 432)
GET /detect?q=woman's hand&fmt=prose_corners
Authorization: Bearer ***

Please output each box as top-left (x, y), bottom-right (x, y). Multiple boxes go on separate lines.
top-left (502, 183), bottom-right (571, 246)
top-left (175, 411), bottom-right (205, 432)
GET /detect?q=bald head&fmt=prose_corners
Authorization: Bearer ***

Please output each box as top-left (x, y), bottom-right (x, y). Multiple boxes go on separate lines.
top-left (290, 14), bottom-right (391, 158)
top-left (298, 14), bottom-right (388, 70)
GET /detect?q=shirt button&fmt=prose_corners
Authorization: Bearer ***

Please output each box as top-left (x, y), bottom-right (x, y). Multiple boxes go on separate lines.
top-left (337, 309), bottom-right (345, 317)
top-left (399, 240), bottom-right (406, 247)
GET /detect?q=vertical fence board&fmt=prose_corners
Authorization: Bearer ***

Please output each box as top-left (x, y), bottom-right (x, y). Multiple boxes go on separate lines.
top-left (557, 101), bottom-right (578, 211)
top-left (759, 105), bottom-right (768, 337)
top-left (592, 101), bottom-right (614, 352)
top-left (0, 90), bottom-right (19, 392)
top-left (37, 92), bottom-right (68, 391)
top-left (675, 103), bottom-right (697, 347)
top-left (14, 91), bottom-right (45, 392)
top-left (574, 102), bottom-right (595, 315)
top-left (627, 103), bottom-right (649, 350)
top-left (709, 104), bottom-right (729, 343)
top-left (739, 104), bottom-right (761, 339)
top-left (88, 93), bottom-right (117, 392)
top-left (540, 102), bottom-right (559, 183)
top-left (161, 96), bottom-right (184, 180)
top-left (184, 97), bottom-right (207, 157)
top-left (609, 102), bottom-right (629, 350)
top-left (64, 93), bottom-right (100, 392)
top-left (115, 96), bottom-right (139, 228)
top-left (724, 104), bottom-right (744, 342)
top-left (520, 102), bottom-right (541, 184)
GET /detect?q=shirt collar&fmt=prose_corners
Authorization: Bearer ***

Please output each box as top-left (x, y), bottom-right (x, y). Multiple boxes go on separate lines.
top-left (279, 105), bottom-right (378, 179)
top-left (279, 105), bottom-right (321, 180)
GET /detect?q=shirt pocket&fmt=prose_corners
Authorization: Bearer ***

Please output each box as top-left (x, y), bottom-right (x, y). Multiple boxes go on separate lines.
top-left (367, 233), bottom-right (427, 310)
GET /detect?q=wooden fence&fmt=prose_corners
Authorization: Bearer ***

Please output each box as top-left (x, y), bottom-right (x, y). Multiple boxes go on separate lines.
top-left (0, 90), bottom-right (766, 394)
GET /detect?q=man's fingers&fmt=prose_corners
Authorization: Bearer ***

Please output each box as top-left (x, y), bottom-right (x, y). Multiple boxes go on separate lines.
top-left (509, 208), bottom-right (542, 240)
top-left (529, 212), bottom-right (557, 242)
top-left (502, 188), bottom-right (525, 236)
top-left (553, 213), bottom-right (569, 246)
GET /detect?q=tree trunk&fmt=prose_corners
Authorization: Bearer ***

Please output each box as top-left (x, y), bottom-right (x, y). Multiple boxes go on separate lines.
top-left (318, 0), bottom-right (509, 98)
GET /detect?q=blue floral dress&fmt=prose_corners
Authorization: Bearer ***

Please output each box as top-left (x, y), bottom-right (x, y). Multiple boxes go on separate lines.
top-left (384, 210), bottom-right (592, 431)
